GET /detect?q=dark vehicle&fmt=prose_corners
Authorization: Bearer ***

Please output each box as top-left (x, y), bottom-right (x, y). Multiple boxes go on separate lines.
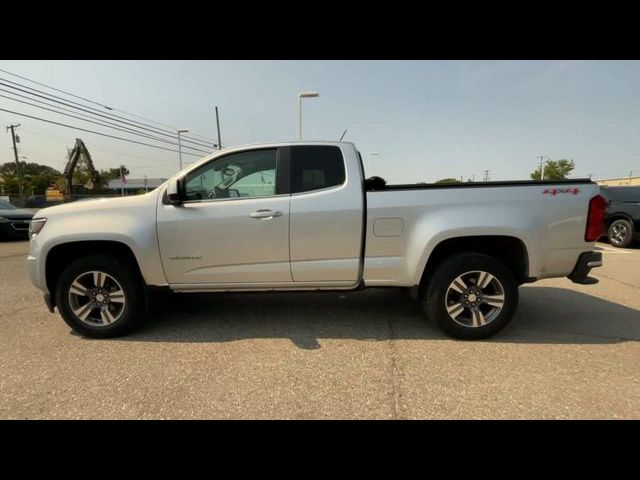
top-left (0, 199), bottom-right (34, 239)
top-left (600, 186), bottom-right (640, 248)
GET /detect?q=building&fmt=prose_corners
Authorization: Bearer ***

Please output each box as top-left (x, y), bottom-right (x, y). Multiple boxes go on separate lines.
top-left (107, 177), bottom-right (167, 195)
top-left (596, 176), bottom-right (640, 187)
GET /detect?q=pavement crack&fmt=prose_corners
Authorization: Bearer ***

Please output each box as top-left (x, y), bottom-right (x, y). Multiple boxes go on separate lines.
top-left (515, 326), bottom-right (639, 342)
top-left (385, 317), bottom-right (402, 420)
top-left (0, 305), bottom-right (41, 319)
top-left (596, 273), bottom-right (640, 291)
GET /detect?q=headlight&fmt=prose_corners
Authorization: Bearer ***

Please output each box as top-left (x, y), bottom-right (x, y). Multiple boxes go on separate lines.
top-left (29, 218), bottom-right (47, 238)
top-left (0, 216), bottom-right (9, 223)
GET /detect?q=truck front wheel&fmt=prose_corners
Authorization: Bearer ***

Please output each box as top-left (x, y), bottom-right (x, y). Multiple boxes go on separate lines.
top-left (422, 253), bottom-right (518, 340)
top-left (55, 254), bottom-right (145, 338)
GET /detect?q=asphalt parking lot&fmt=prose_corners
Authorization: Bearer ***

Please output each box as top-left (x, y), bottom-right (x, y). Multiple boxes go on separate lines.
top-left (0, 239), bottom-right (638, 419)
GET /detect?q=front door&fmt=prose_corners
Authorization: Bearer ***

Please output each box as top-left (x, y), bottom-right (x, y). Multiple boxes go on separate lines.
top-left (157, 147), bottom-right (292, 286)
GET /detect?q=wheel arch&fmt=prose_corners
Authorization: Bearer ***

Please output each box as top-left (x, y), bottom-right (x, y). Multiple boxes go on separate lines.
top-left (418, 235), bottom-right (529, 296)
top-left (606, 213), bottom-right (634, 228)
top-left (45, 240), bottom-right (146, 298)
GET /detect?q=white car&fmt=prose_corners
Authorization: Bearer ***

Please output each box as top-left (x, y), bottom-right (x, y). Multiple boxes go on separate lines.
top-left (27, 141), bottom-right (605, 339)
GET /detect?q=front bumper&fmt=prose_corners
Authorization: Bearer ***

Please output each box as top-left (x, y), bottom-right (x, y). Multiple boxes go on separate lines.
top-left (567, 251), bottom-right (602, 285)
top-left (26, 254), bottom-right (46, 292)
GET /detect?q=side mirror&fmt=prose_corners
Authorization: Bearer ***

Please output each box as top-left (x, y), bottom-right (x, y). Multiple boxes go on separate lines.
top-left (167, 177), bottom-right (185, 205)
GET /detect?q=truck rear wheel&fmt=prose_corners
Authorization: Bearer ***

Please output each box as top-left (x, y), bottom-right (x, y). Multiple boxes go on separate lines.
top-left (608, 219), bottom-right (633, 248)
top-left (422, 253), bottom-right (518, 340)
top-left (55, 254), bottom-right (145, 338)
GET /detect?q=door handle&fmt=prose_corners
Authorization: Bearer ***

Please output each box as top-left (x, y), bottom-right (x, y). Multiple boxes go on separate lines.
top-left (249, 209), bottom-right (283, 219)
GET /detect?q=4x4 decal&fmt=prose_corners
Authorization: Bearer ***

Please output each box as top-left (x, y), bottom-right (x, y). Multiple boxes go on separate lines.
top-left (543, 188), bottom-right (580, 196)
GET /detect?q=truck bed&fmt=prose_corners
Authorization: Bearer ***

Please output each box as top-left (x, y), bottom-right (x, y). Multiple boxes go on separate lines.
top-left (365, 178), bottom-right (594, 191)
top-left (363, 178), bottom-right (600, 287)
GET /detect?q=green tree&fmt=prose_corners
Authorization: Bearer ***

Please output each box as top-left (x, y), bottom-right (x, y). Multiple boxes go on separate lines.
top-left (99, 167), bottom-right (129, 181)
top-left (96, 166), bottom-right (130, 188)
top-left (435, 177), bottom-right (462, 184)
top-left (30, 175), bottom-right (58, 194)
top-left (531, 159), bottom-right (575, 181)
top-left (0, 161), bottom-right (63, 195)
top-left (1, 175), bottom-right (21, 194)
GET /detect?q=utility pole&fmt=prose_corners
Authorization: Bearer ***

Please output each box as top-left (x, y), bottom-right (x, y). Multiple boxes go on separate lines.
top-left (215, 106), bottom-right (222, 150)
top-left (6, 124), bottom-right (24, 205)
top-left (177, 129), bottom-right (188, 170)
top-left (120, 165), bottom-right (125, 197)
top-left (483, 170), bottom-right (490, 182)
top-left (537, 155), bottom-right (546, 181)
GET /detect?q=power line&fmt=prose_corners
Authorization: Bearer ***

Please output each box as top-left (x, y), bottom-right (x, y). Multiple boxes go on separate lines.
top-left (0, 68), bottom-right (217, 145)
top-left (570, 169), bottom-right (640, 179)
top-left (0, 85), bottom-right (216, 151)
top-left (1, 124), bottom-right (198, 180)
top-left (13, 123), bottom-right (193, 173)
top-left (0, 107), bottom-right (205, 157)
top-left (0, 79), bottom-right (215, 150)
top-left (0, 91), bottom-right (211, 155)
top-left (0, 76), bottom-right (216, 149)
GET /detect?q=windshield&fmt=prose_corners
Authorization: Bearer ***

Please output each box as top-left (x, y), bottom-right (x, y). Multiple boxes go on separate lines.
top-left (0, 199), bottom-right (16, 210)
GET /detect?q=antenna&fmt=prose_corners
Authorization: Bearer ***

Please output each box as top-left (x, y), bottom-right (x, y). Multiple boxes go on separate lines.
top-left (339, 129), bottom-right (347, 141)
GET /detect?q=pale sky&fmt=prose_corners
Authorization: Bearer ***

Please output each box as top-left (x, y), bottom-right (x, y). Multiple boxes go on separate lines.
top-left (1, 60), bottom-right (639, 183)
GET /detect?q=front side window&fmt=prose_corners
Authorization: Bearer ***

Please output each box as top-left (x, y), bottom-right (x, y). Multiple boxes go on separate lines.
top-left (185, 149), bottom-right (277, 201)
top-left (290, 146), bottom-right (345, 194)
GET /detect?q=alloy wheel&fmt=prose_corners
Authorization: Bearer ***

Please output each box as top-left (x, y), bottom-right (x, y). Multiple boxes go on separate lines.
top-left (610, 222), bottom-right (628, 246)
top-left (444, 270), bottom-right (505, 328)
top-left (67, 271), bottom-right (126, 326)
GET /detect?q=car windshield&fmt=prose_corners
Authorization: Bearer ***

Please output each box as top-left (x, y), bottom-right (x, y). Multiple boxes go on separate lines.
top-left (0, 199), bottom-right (16, 210)
top-left (602, 186), bottom-right (640, 202)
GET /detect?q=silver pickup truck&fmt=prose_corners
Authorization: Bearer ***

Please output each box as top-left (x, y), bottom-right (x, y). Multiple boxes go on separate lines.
top-left (27, 141), bottom-right (605, 339)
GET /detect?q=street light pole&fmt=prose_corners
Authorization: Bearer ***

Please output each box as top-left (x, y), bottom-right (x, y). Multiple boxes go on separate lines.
top-left (215, 106), bottom-right (222, 151)
top-left (297, 91), bottom-right (319, 140)
top-left (537, 155), bottom-right (546, 181)
top-left (177, 129), bottom-right (189, 170)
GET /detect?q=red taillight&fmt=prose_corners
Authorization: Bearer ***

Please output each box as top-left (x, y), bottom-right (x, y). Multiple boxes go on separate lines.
top-left (585, 194), bottom-right (606, 242)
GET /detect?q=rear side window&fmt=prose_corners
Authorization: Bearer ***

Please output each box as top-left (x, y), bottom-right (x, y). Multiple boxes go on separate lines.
top-left (291, 146), bottom-right (345, 193)
top-left (603, 186), bottom-right (640, 202)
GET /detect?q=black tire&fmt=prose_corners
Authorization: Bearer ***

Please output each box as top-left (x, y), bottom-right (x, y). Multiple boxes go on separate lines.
top-left (608, 219), bottom-right (633, 248)
top-left (422, 252), bottom-right (518, 340)
top-left (55, 254), bottom-right (145, 338)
